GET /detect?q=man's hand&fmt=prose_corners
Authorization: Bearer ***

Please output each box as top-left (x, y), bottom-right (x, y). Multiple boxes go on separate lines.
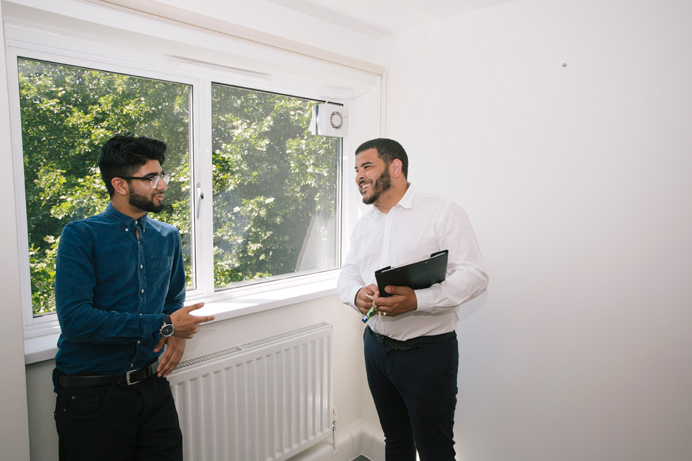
top-left (153, 336), bottom-right (186, 378)
top-left (170, 302), bottom-right (215, 339)
top-left (372, 286), bottom-right (417, 317)
top-left (355, 285), bottom-right (379, 315)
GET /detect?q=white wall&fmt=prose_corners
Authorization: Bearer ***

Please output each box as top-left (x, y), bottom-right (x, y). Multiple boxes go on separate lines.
top-left (0, 0), bottom-right (31, 458)
top-left (379, 0), bottom-right (692, 460)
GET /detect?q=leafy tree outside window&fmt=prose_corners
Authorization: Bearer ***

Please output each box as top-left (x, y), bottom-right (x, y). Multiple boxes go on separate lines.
top-left (212, 84), bottom-right (340, 290)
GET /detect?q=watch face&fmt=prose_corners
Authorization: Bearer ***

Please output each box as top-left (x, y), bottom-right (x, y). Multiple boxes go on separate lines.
top-left (161, 324), bottom-right (174, 337)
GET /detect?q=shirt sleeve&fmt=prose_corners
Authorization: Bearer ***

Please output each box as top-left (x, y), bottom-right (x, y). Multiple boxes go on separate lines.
top-left (337, 229), bottom-right (365, 312)
top-left (55, 222), bottom-right (162, 344)
top-left (164, 230), bottom-right (186, 315)
top-left (414, 202), bottom-right (489, 313)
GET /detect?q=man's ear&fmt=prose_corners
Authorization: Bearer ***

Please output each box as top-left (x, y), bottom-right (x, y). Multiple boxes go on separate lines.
top-left (389, 159), bottom-right (403, 179)
top-left (111, 177), bottom-right (130, 197)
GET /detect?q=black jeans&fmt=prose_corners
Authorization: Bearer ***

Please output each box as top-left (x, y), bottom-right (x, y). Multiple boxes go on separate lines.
top-left (364, 326), bottom-right (459, 461)
top-left (54, 374), bottom-right (182, 461)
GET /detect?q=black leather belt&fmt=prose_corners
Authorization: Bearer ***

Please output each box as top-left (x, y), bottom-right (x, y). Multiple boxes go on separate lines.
top-left (59, 362), bottom-right (158, 388)
top-left (370, 328), bottom-right (455, 351)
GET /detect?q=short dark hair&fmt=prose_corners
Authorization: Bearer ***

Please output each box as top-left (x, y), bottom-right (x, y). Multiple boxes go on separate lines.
top-left (99, 133), bottom-right (167, 197)
top-left (355, 138), bottom-right (409, 179)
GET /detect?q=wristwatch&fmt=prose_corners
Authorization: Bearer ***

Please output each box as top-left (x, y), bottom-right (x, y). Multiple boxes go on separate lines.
top-left (159, 314), bottom-right (175, 337)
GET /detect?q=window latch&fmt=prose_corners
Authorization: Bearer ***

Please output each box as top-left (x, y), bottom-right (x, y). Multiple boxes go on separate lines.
top-left (195, 183), bottom-right (204, 219)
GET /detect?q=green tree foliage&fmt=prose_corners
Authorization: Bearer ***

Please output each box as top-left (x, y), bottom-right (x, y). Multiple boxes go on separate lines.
top-left (212, 85), bottom-right (338, 288)
top-left (19, 58), bottom-right (339, 315)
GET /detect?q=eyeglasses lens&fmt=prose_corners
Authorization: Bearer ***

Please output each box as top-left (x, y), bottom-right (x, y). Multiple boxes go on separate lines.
top-left (151, 173), bottom-right (171, 189)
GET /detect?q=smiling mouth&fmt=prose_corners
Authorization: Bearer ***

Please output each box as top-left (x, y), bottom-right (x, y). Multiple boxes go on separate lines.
top-left (359, 182), bottom-right (371, 193)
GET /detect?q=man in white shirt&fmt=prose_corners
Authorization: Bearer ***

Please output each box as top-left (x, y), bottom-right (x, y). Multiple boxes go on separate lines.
top-left (337, 138), bottom-right (488, 461)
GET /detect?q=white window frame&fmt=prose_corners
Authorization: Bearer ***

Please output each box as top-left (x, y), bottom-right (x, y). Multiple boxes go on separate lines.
top-left (6, 21), bottom-right (363, 352)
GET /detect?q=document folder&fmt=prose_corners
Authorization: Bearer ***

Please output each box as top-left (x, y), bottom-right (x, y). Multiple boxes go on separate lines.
top-left (374, 250), bottom-right (448, 298)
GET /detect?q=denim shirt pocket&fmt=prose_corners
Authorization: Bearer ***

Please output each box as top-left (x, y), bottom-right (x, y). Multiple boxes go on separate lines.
top-left (152, 256), bottom-right (174, 290)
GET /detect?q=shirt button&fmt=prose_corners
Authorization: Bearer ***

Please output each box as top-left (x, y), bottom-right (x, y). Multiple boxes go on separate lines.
top-left (125, 228), bottom-right (129, 232)
top-left (141, 289), bottom-right (145, 293)
top-left (140, 265), bottom-right (143, 269)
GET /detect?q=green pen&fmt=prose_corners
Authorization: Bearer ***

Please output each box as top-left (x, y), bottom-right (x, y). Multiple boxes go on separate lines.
top-left (362, 294), bottom-right (375, 323)
top-left (362, 306), bottom-right (376, 323)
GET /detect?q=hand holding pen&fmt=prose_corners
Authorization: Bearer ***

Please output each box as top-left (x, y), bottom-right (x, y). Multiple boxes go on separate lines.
top-left (360, 285), bottom-right (418, 322)
top-left (355, 285), bottom-right (380, 323)
top-left (362, 295), bottom-right (376, 323)
top-left (362, 293), bottom-right (386, 323)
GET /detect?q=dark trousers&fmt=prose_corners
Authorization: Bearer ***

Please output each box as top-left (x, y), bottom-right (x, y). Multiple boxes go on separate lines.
top-left (54, 374), bottom-right (182, 461)
top-left (364, 326), bottom-right (459, 461)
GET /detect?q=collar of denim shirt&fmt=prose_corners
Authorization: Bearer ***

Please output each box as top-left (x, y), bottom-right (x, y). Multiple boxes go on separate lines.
top-left (105, 202), bottom-right (149, 234)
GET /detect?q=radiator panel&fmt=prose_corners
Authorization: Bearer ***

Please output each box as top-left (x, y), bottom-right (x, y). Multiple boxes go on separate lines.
top-left (168, 323), bottom-right (333, 461)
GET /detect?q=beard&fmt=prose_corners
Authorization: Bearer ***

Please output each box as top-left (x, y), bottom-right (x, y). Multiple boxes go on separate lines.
top-left (128, 189), bottom-right (164, 213)
top-left (360, 166), bottom-right (392, 205)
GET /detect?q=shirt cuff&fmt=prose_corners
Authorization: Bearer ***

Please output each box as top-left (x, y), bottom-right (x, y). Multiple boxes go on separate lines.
top-left (414, 287), bottom-right (435, 313)
top-left (348, 286), bottom-right (362, 311)
top-left (150, 313), bottom-right (166, 338)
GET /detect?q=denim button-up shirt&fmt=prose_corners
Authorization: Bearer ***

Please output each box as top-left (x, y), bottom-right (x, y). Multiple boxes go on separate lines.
top-left (54, 203), bottom-right (186, 375)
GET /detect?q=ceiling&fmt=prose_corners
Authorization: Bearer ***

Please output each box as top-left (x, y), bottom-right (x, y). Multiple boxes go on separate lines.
top-left (266, 0), bottom-right (518, 38)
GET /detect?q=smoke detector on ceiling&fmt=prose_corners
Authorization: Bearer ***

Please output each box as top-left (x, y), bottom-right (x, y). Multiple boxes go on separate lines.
top-left (310, 103), bottom-right (348, 138)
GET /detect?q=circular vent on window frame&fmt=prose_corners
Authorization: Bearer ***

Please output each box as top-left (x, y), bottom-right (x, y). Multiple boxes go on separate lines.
top-left (311, 103), bottom-right (349, 138)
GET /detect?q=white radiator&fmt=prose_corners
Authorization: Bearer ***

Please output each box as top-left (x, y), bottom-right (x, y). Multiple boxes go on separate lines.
top-left (168, 322), bottom-right (333, 461)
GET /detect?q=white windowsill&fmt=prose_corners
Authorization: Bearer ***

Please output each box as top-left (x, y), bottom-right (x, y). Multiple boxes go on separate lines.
top-left (24, 274), bottom-right (339, 365)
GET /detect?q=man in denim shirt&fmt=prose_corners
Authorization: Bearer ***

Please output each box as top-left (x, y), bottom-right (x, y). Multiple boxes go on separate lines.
top-left (53, 134), bottom-right (215, 461)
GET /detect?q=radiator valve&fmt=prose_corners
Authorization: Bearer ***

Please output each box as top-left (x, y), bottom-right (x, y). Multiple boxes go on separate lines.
top-left (331, 407), bottom-right (337, 453)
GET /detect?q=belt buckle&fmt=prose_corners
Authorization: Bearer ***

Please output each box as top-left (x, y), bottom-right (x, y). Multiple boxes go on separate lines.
top-left (125, 366), bottom-right (147, 386)
top-left (125, 369), bottom-right (138, 386)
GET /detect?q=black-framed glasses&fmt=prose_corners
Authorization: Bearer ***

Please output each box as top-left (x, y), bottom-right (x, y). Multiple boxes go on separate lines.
top-left (118, 172), bottom-right (171, 189)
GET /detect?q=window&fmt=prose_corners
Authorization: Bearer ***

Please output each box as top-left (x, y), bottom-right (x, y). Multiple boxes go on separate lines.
top-left (12, 53), bottom-right (343, 332)
top-left (211, 84), bottom-right (340, 290)
top-left (17, 58), bottom-right (194, 316)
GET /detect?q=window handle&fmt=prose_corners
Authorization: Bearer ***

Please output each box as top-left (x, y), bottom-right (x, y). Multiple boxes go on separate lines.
top-left (195, 183), bottom-right (204, 219)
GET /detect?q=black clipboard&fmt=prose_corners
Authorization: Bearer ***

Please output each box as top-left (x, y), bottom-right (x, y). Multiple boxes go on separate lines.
top-left (374, 250), bottom-right (448, 298)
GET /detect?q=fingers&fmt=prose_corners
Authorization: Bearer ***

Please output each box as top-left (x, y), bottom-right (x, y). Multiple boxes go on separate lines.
top-left (373, 286), bottom-right (417, 317)
top-left (172, 304), bottom-right (216, 339)
top-left (158, 348), bottom-right (171, 376)
top-left (182, 302), bottom-right (215, 324)
top-left (153, 336), bottom-right (167, 353)
top-left (356, 285), bottom-right (379, 309)
top-left (183, 302), bottom-right (205, 312)
top-left (195, 315), bottom-right (216, 323)
top-left (157, 337), bottom-right (186, 377)
top-left (384, 285), bottom-right (405, 295)
top-left (365, 284), bottom-right (379, 296)
top-left (158, 353), bottom-right (180, 377)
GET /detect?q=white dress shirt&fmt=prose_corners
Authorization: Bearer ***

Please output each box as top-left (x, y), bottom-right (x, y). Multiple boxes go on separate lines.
top-left (337, 185), bottom-right (489, 341)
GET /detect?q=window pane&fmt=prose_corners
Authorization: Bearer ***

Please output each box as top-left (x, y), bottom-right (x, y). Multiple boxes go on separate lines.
top-left (212, 85), bottom-right (339, 290)
top-left (17, 58), bottom-right (194, 317)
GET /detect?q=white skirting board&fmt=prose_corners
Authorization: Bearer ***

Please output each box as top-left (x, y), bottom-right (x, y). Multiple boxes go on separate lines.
top-left (287, 419), bottom-right (385, 461)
